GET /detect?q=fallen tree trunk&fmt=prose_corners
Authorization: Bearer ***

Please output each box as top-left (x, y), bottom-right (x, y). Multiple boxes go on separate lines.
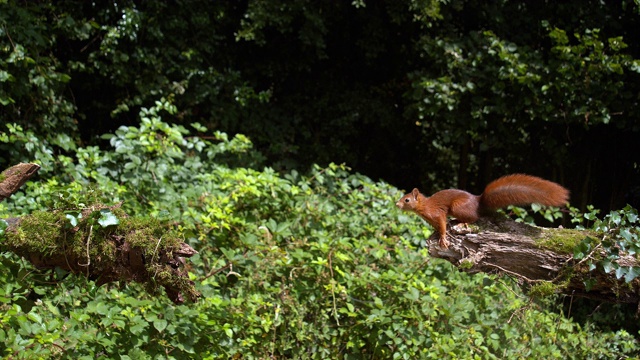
top-left (428, 217), bottom-right (640, 306)
top-left (0, 163), bottom-right (200, 304)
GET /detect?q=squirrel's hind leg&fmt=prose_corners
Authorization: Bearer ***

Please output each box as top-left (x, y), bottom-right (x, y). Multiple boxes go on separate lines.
top-left (438, 235), bottom-right (450, 249)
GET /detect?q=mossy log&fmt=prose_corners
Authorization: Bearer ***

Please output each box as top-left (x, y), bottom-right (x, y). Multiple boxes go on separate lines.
top-left (0, 163), bottom-right (200, 304)
top-left (428, 217), bottom-right (640, 305)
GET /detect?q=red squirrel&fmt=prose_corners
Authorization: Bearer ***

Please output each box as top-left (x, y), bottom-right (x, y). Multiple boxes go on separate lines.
top-left (395, 174), bottom-right (569, 249)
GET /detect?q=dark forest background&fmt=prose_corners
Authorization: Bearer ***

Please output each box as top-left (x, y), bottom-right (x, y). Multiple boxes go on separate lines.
top-left (3, 0), bottom-right (640, 211)
top-left (4, 1), bottom-right (640, 358)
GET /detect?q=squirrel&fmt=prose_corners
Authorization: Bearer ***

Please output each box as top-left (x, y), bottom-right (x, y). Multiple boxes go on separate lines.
top-left (395, 174), bottom-right (569, 249)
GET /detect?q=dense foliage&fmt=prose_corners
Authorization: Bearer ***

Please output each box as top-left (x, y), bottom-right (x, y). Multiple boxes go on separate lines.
top-left (2, 1), bottom-right (640, 210)
top-left (2, 0), bottom-right (640, 358)
top-left (1, 110), bottom-right (639, 358)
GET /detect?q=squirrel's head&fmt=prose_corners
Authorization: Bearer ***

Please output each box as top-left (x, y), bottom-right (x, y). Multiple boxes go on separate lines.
top-left (395, 188), bottom-right (421, 211)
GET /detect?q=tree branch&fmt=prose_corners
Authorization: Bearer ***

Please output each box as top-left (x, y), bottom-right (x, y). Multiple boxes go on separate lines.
top-left (0, 163), bottom-right (41, 201)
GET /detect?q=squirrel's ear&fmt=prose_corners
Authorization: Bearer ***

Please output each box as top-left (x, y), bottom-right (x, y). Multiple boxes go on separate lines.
top-left (411, 188), bottom-right (420, 199)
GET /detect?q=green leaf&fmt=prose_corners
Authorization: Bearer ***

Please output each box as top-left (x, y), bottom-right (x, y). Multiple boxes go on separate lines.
top-left (624, 267), bottom-right (640, 283)
top-left (601, 259), bottom-right (616, 274)
top-left (0, 96), bottom-right (15, 105)
top-left (66, 213), bottom-right (79, 227)
top-left (0, 70), bottom-right (15, 82)
top-left (191, 122), bottom-right (207, 132)
top-left (129, 322), bottom-right (146, 335)
top-left (619, 229), bottom-right (633, 242)
top-left (153, 318), bottom-right (168, 332)
top-left (403, 287), bottom-right (420, 301)
top-left (54, 266), bottom-right (69, 280)
top-left (96, 302), bottom-right (111, 315)
top-left (610, 211), bottom-right (622, 226)
top-left (0, 219), bottom-right (7, 237)
top-left (373, 297), bottom-right (385, 309)
top-left (584, 278), bottom-right (596, 292)
top-left (572, 239), bottom-right (592, 260)
top-left (27, 312), bottom-right (42, 324)
top-left (58, 73), bottom-right (72, 83)
top-left (625, 210), bottom-right (638, 223)
top-left (43, 300), bottom-right (61, 317)
top-left (98, 209), bottom-right (120, 228)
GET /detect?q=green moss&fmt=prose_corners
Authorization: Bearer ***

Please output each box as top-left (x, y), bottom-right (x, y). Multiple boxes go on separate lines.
top-left (120, 215), bottom-right (182, 257)
top-left (535, 228), bottom-right (595, 254)
top-left (528, 281), bottom-right (559, 297)
top-left (145, 265), bottom-right (193, 298)
top-left (4, 206), bottom-right (183, 265)
top-left (459, 259), bottom-right (474, 270)
top-left (4, 209), bottom-right (116, 264)
top-left (6, 210), bottom-right (70, 256)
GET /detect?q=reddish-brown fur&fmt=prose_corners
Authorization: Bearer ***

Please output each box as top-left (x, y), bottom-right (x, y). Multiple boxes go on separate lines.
top-left (395, 174), bottom-right (569, 249)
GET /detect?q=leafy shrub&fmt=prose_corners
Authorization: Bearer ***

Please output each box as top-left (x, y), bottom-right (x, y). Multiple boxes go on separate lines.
top-left (0, 107), bottom-right (638, 358)
top-left (572, 205), bottom-right (640, 286)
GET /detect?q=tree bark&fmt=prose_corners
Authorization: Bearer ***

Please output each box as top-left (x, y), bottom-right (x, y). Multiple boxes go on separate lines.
top-left (0, 163), bottom-right (41, 201)
top-left (429, 217), bottom-right (640, 305)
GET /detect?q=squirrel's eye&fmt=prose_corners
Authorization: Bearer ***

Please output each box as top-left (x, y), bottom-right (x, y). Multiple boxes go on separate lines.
top-left (404, 198), bottom-right (410, 203)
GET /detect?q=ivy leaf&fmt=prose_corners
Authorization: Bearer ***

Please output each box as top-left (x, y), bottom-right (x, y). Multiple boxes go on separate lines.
top-left (66, 213), bottom-right (79, 227)
top-left (619, 228), bottom-right (633, 242)
top-left (98, 209), bottom-right (120, 228)
top-left (628, 243), bottom-right (639, 256)
top-left (609, 211), bottom-right (621, 226)
top-left (54, 266), bottom-right (69, 280)
top-left (625, 210), bottom-right (638, 223)
top-left (572, 238), bottom-right (592, 260)
top-left (601, 259), bottom-right (616, 274)
top-left (584, 278), bottom-right (596, 292)
top-left (615, 266), bottom-right (627, 280)
top-left (624, 267), bottom-right (640, 283)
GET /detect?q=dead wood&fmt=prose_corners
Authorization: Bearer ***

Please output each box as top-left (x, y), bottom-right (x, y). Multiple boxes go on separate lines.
top-left (427, 216), bottom-right (640, 305)
top-left (0, 163), bottom-right (41, 201)
top-left (0, 163), bottom-right (200, 304)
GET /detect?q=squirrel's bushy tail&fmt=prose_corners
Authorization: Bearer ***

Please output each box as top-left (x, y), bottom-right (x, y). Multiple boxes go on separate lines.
top-left (480, 174), bottom-right (569, 210)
